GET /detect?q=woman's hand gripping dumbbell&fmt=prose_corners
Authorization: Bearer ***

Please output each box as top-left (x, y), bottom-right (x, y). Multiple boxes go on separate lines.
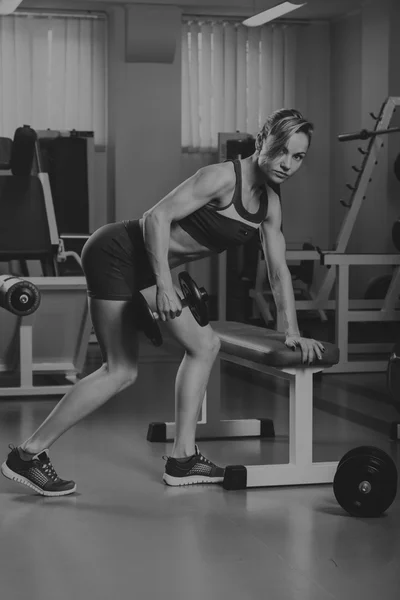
top-left (135, 272), bottom-right (209, 346)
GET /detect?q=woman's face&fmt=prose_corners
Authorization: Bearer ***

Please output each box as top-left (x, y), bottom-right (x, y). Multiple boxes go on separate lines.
top-left (257, 131), bottom-right (309, 185)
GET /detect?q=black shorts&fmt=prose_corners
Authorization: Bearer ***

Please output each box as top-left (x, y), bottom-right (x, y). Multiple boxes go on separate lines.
top-left (81, 220), bottom-right (156, 300)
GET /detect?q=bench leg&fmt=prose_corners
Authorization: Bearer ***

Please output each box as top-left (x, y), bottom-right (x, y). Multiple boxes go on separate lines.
top-left (147, 355), bottom-right (275, 442)
top-left (223, 370), bottom-right (339, 489)
top-left (289, 369), bottom-right (313, 467)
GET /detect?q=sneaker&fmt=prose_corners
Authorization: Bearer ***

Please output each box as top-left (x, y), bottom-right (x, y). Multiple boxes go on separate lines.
top-left (162, 445), bottom-right (225, 486)
top-left (1, 445), bottom-right (76, 497)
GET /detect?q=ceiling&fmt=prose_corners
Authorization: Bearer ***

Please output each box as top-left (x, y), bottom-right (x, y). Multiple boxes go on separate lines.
top-left (21, 0), bottom-right (370, 21)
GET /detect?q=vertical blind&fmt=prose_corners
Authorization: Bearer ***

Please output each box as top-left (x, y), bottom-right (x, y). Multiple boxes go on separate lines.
top-left (182, 19), bottom-right (300, 151)
top-left (0, 12), bottom-right (107, 145)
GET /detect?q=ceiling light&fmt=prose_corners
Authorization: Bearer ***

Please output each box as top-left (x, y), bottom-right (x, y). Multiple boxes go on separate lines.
top-left (243, 2), bottom-right (307, 27)
top-left (0, 0), bottom-right (23, 15)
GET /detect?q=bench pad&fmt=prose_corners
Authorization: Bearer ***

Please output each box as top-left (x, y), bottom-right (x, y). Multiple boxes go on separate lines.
top-left (212, 321), bottom-right (339, 368)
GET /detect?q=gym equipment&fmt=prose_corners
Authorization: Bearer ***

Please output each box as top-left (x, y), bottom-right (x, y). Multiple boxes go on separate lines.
top-left (333, 446), bottom-right (398, 517)
top-left (338, 126), bottom-right (400, 142)
top-left (148, 321), bottom-right (342, 490)
top-left (337, 445), bottom-right (396, 472)
top-left (0, 137), bottom-right (12, 169)
top-left (387, 341), bottom-right (400, 412)
top-left (388, 343), bottom-right (400, 440)
top-left (0, 126), bottom-right (93, 277)
top-left (37, 133), bottom-right (92, 234)
top-left (392, 219), bottom-right (400, 251)
top-left (137, 272), bottom-right (209, 346)
top-left (0, 277), bottom-right (91, 397)
top-left (395, 153), bottom-right (400, 182)
top-left (0, 275), bottom-right (41, 316)
top-left (217, 132), bottom-right (254, 162)
top-left (10, 125), bottom-right (37, 177)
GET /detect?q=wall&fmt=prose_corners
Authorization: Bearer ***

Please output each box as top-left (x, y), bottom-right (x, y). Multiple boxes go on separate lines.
top-left (109, 5), bottom-right (183, 224)
top-left (330, 12), bottom-right (362, 247)
top-left (283, 22), bottom-right (331, 250)
top-left (330, 0), bottom-right (400, 296)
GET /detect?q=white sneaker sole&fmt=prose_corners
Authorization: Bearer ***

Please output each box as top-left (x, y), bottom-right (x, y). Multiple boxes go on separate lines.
top-left (1, 462), bottom-right (77, 497)
top-left (163, 473), bottom-right (224, 486)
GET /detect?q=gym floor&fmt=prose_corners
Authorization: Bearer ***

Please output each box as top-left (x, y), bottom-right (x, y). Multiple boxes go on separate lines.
top-left (0, 343), bottom-right (399, 600)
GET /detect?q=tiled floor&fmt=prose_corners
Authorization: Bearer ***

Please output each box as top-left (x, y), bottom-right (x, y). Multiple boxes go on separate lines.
top-left (0, 346), bottom-right (399, 600)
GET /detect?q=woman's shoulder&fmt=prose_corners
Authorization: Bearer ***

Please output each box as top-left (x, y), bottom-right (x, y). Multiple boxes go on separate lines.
top-left (194, 161), bottom-right (236, 195)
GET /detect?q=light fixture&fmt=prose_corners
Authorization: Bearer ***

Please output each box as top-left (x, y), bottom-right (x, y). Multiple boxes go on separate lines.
top-left (243, 1), bottom-right (307, 27)
top-left (0, 0), bottom-right (23, 15)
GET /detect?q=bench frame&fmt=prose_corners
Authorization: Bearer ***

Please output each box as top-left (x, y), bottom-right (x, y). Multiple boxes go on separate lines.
top-left (148, 342), bottom-right (339, 489)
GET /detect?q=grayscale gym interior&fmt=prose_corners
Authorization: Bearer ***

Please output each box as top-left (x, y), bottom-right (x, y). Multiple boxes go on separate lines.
top-left (1, 1), bottom-right (400, 599)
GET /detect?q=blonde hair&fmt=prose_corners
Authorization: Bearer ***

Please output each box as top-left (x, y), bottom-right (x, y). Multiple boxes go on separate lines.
top-left (255, 109), bottom-right (314, 159)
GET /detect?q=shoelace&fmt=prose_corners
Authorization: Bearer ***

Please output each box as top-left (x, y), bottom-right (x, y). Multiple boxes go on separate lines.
top-left (39, 459), bottom-right (59, 482)
top-left (198, 454), bottom-right (213, 466)
top-left (9, 444), bottom-right (60, 481)
top-left (162, 451), bottom-right (215, 466)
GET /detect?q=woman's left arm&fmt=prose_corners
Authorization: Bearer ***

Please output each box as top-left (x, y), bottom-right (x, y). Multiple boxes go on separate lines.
top-left (259, 192), bottom-right (299, 336)
top-left (259, 192), bottom-right (325, 363)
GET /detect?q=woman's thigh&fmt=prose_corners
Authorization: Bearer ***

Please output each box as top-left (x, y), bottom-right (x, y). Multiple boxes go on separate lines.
top-left (89, 298), bottom-right (139, 372)
top-left (139, 285), bottom-right (219, 354)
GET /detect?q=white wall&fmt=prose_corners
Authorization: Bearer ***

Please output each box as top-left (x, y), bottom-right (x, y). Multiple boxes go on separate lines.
top-left (329, 0), bottom-right (400, 296)
top-left (109, 5), bottom-right (183, 223)
top-left (330, 12), bottom-right (362, 247)
top-left (283, 23), bottom-right (331, 251)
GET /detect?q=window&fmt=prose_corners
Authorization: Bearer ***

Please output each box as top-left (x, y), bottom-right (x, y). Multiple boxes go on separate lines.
top-left (0, 11), bottom-right (107, 146)
top-left (182, 18), bottom-right (299, 151)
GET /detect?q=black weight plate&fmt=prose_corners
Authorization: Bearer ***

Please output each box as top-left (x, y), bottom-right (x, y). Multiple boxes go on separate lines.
top-left (178, 272), bottom-right (209, 327)
top-left (334, 454), bottom-right (398, 517)
top-left (135, 292), bottom-right (162, 347)
top-left (337, 446), bottom-right (396, 472)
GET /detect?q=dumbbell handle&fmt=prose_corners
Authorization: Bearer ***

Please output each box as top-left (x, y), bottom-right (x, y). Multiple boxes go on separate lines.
top-left (151, 295), bottom-right (188, 320)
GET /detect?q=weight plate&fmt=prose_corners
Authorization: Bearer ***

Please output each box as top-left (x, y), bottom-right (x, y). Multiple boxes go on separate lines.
top-left (337, 446), bottom-right (397, 472)
top-left (178, 272), bottom-right (209, 327)
top-left (135, 292), bottom-right (162, 347)
top-left (334, 453), bottom-right (398, 517)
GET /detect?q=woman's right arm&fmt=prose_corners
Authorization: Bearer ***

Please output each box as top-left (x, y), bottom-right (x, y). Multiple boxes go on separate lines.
top-left (142, 163), bottom-right (233, 321)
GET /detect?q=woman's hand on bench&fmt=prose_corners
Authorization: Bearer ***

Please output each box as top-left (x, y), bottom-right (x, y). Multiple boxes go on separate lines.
top-left (285, 334), bottom-right (325, 365)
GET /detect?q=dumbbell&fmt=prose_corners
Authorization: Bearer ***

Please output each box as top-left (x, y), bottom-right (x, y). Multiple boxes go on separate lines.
top-left (136, 272), bottom-right (209, 346)
top-left (333, 446), bottom-right (398, 517)
top-left (0, 275), bottom-right (41, 316)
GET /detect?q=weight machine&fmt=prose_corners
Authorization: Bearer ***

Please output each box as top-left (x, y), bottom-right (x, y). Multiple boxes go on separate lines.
top-left (0, 125), bottom-right (94, 396)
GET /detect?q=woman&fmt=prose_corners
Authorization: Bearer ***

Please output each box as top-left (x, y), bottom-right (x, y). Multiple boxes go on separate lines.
top-left (1, 108), bottom-right (325, 496)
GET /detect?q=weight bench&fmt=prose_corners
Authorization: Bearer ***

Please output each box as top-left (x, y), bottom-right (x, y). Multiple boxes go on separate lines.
top-left (147, 321), bottom-right (340, 489)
